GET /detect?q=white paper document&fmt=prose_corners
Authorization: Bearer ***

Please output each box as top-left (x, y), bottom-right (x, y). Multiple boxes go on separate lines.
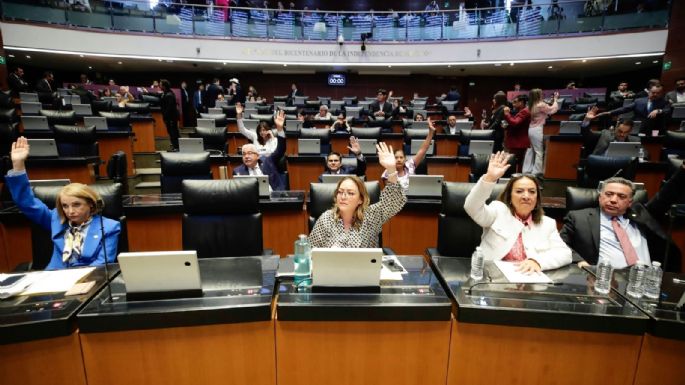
top-left (380, 255), bottom-right (407, 281)
top-left (21, 267), bottom-right (96, 295)
top-left (494, 261), bottom-right (552, 284)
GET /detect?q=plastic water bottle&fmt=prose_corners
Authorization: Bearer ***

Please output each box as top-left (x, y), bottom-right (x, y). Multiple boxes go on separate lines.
top-left (594, 257), bottom-right (613, 295)
top-left (643, 261), bottom-right (663, 300)
top-left (293, 234), bottom-right (312, 287)
top-left (626, 263), bottom-right (646, 298)
top-left (637, 147), bottom-right (645, 162)
top-left (470, 247), bottom-right (485, 281)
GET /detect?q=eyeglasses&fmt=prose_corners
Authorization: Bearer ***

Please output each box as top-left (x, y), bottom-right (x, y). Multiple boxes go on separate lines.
top-left (243, 151), bottom-right (259, 156)
top-left (336, 190), bottom-right (357, 198)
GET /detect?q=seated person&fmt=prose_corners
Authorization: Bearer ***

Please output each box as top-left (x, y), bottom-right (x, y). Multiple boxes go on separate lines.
top-left (381, 118), bottom-right (436, 189)
top-left (314, 105), bottom-right (333, 120)
top-left (296, 109), bottom-right (313, 128)
top-left (560, 164), bottom-right (685, 271)
top-left (369, 89), bottom-right (393, 121)
top-left (236, 102), bottom-right (277, 156)
top-left (318, 137), bottom-right (367, 182)
top-left (116, 86), bottom-right (135, 107)
top-left (592, 120), bottom-right (646, 157)
top-left (5, 137), bottom-right (121, 270)
top-left (329, 113), bottom-right (351, 132)
top-left (309, 143), bottom-right (406, 248)
top-left (464, 151), bottom-right (572, 273)
top-left (414, 113), bottom-right (426, 122)
top-left (391, 98), bottom-right (407, 119)
top-left (444, 107), bottom-right (474, 134)
top-left (233, 110), bottom-right (287, 191)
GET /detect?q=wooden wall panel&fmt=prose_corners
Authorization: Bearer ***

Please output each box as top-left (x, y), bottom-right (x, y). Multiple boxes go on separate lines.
top-left (634, 334), bottom-right (685, 385)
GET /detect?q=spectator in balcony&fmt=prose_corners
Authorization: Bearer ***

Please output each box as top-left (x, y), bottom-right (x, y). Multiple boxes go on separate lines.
top-left (524, 89), bottom-right (559, 175)
top-left (665, 78), bottom-right (685, 105)
top-left (8, 67), bottom-right (29, 97)
top-left (503, 94), bottom-right (531, 173)
top-left (609, 81), bottom-right (635, 110)
top-left (216, 0), bottom-right (229, 22)
top-left (315, 105), bottom-right (333, 120)
top-left (160, 79), bottom-right (181, 152)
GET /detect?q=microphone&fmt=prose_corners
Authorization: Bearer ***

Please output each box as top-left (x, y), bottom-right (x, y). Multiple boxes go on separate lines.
top-left (465, 281), bottom-right (563, 295)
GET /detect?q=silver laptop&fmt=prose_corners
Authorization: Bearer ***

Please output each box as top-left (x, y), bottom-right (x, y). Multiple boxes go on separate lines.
top-left (233, 175), bottom-right (270, 197)
top-left (29, 179), bottom-right (70, 187)
top-left (605, 142), bottom-right (642, 158)
top-left (118, 251), bottom-right (202, 299)
top-left (410, 121), bottom-right (430, 129)
top-left (179, 138), bottom-right (205, 153)
top-left (27, 139), bottom-right (59, 157)
top-left (321, 174), bottom-right (365, 183)
top-left (208, 107), bottom-right (223, 114)
top-left (468, 140), bottom-right (495, 156)
top-left (410, 139), bottom-right (434, 155)
top-left (196, 118), bottom-right (216, 128)
top-left (215, 100), bottom-right (228, 108)
top-left (406, 175), bottom-right (443, 198)
top-left (311, 247), bottom-right (383, 289)
top-left (20, 92), bottom-right (39, 102)
top-left (559, 121), bottom-right (582, 135)
top-left (357, 139), bottom-right (377, 155)
top-left (21, 102), bottom-right (42, 115)
top-left (22, 116), bottom-right (50, 130)
top-left (72, 104), bottom-right (93, 116)
top-left (285, 119), bottom-right (302, 132)
top-left (298, 139), bottom-right (321, 155)
top-left (66, 95), bottom-right (81, 105)
top-left (84, 116), bottom-right (108, 131)
top-left (455, 121), bottom-right (474, 130)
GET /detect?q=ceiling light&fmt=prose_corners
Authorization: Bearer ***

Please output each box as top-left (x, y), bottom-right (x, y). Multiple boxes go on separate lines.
top-left (494, 63), bottom-right (501, 67)
top-left (635, 61), bottom-right (641, 65)
top-left (509, 63), bottom-right (514, 66)
top-left (223, 62), bottom-right (227, 65)
top-left (447, 65), bottom-right (451, 68)
top-left (79, 54), bottom-right (84, 58)
top-left (547, 65), bottom-right (553, 69)
top-left (25, 55), bottom-right (31, 59)
top-left (117, 61), bottom-right (123, 64)
top-left (388, 65), bottom-right (392, 68)
top-left (88, 66), bottom-right (92, 69)
top-left (652, 60), bottom-right (659, 64)
top-left (8, 54), bottom-right (14, 58)
top-left (582, 59), bottom-right (587, 63)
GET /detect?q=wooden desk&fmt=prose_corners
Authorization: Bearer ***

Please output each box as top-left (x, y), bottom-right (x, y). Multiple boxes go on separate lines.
top-left (633, 333), bottom-right (685, 385)
top-left (286, 156), bottom-right (325, 192)
top-left (383, 200), bottom-right (439, 256)
top-left (544, 135), bottom-right (583, 180)
top-left (426, 156), bottom-right (470, 182)
top-left (130, 118), bottom-right (156, 153)
top-left (96, 132), bottom-right (136, 176)
top-left (25, 157), bottom-right (96, 184)
top-left (435, 135), bottom-right (460, 156)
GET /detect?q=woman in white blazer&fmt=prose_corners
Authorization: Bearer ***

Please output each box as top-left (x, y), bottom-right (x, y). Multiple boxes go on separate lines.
top-left (464, 151), bottom-right (572, 273)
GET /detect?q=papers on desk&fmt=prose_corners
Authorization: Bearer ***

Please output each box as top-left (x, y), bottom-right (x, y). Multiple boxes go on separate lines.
top-left (0, 267), bottom-right (95, 299)
top-left (494, 261), bottom-right (552, 284)
top-left (380, 255), bottom-right (407, 281)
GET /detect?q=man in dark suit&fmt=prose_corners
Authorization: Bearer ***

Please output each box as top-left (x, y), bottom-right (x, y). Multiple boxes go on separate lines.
top-left (591, 120), bottom-right (645, 156)
top-left (483, 91), bottom-right (507, 152)
top-left (603, 84), bottom-right (671, 135)
top-left (205, 78), bottom-right (222, 108)
top-left (35, 71), bottom-right (61, 108)
top-left (180, 81), bottom-right (193, 128)
top-left (369, 89), bottom-right (393, 121)
top-left (287, 83), bottom-right (304, 106)
top-left (193, 83), bottom-right (206, 115)
top-left (317, 137), bottom-right (367, 182)
top-left (8, 67), bottom-right (29, 97)
top-left (233, 110), bottom-right (287, 191)
top-left (560, 164), bottom-right (685, 272)
top-left (665, 77), bottom-right (685, 105)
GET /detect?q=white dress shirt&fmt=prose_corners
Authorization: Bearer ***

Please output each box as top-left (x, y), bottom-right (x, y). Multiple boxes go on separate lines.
top-left (598, 212), bottom-right (651, 268)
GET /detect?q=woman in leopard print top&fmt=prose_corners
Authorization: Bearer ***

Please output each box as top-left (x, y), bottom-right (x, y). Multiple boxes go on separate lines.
top-left (309, 142), bottom-right (406, 248)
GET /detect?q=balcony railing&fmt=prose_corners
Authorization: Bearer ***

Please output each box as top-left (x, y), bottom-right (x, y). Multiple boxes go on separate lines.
top-left (0, 0), bottom-right (670, 42)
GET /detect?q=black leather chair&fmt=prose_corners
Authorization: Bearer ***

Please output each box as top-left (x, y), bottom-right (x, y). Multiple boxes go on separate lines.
top-left (220, 105), bottom-right (237, 118)
top-left (199, 113), bottom-right (227, 128)
top-left (663, 157), bottom-right (685, 204)
top-left (0, 122), bottom-right (19, 157)
top-left (403, 128), bottom-right (430, 156)
top-left (458, 129), bottom-right (494, 156)
top-left (160, 152), bottom-right (212, 194)
top-left (256, 105), bottom-right (272, 114)
top-left (40, 109), bottom-right (77, 126)
top-left (300, 128), bottom-right (331, 155)
top-left (141, 94), bottom-right (161, 107)
top-left (579, 130), bottom-right (602, 159)
top-left (469, 153), bottom-right (516, 182)
top-left (351, 127), bottom-right (381, 140)
top-left (107, 150), bottom-right (128, 193)
top-left (0, 108), bottom-right (18, 124)
top-left (52, 125), bottom-right (99, 157)
top-left (308, 181), bottom-right (392, 253)
top-left (577, 155), bottom-right (637, 188)
top-left (115, 102), bottom-right (150, 114)
top-left (92, 100), bottom-right (112, 114)
top-left (250, 113), bottom-right (274, 122)
top-left (181, 179), bottom-right (265, 258)
top-left (99, 111), bottom-right (131, 130)
top-left (661, 131), bottom-right (685, 160)
top-left (566, 185), bottom-right (648, 211)
top-left (26, 183), bottom-right (127, 270)
top-left (192, 126), bottom-right (227, 154)
top-left (427, 182), bottom-right (504, 258)
top-left (273, 96), bottom-right (289, 103)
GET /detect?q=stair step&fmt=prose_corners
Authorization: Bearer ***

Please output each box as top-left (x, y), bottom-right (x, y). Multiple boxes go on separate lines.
top-left (136, 167), bottom-right (161, 175)
top-left (134, 181), bottom-right (161, 188)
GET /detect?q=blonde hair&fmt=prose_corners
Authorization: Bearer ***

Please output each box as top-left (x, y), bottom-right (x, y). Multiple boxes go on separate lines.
top-left (332, 176), bottom-right (370, 230)
top-left (528, 88), bottom-right (543, 115)
top-left (55, 183), bottom-right (102, 223)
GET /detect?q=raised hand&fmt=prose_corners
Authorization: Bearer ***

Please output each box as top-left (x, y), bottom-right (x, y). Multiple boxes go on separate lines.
top-left (376, 142), bottom-right (396, 171)
top-left (553, 91), bottom-right (560, 100)
top-left (274, 109), bottom-right (285, 130)
top-left (483, 151), bottom-right (511, 182)
top-left (235, 102), bottom-right (243, 116)
top-left (584, 105), bottom-right (599, 120)
top-left (503, 106), bottom-right (511, 115)
top-left (427, 117), bottom-right (437, 132)
top-left (11, 136), bottom-right (30, 171)
top-left (348, 136), bottom-right (361, 155)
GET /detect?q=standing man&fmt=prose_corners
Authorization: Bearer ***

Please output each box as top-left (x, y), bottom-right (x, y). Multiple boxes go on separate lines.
top-left (287, 83), bottom-right (303, 106)
top-left (206, 78), bottom-right (222, 108)
top-left (560, 164), bottom-right (685, 271)
top-left (160, 79), bottom-right (180, 152)
top-left (601, 84), bottom-right (671, 135)
top-left (8, 67), bottom-right (29, 97)
top-left (180, 81), bottom-right (193, 128)
top-left (194, 83), bottom-right (206, 115)
top-left (35, 71), bottom-right (60, 108)
top-left (665, 78), bottom-right (685, 105)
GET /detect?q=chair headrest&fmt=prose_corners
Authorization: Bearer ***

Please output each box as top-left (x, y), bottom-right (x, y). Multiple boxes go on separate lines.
top-left (160, 152), bottom-right (210, 175)
top-left (32, 183), bottom-right (123, 218)
top-left (404, 128), bottom-right (429, 140)
top-left (0, 108), bottom-right (16, 123)
top-left (194, 126), bottom-right (227, 138)
top-left (92, 100), bottom-right (112, 112)
top-left (123, 102), bottom-right (150, 113)
top-left (459, 129), bottom-right (494, 141)
top-left (200, 113), bottom-right (227, 120)
top-left (182, 179), bottom-right (259, 215)
top-left (665, 131), bottom-right (685, 149)
top-left (53, 124), bottom-right (97, 143)
top-left (39, 109), bottom-right (76, 125)
top-left (442, 182), bottom-right (504, 215)
top-left (566, 186), bottom-right (648, 211)
top-left (351, 127), bottom-right (381, 139)
top-left (300, 128), bottom-right (330, 141)
top-left (250, 114), bottom-right (274, 122)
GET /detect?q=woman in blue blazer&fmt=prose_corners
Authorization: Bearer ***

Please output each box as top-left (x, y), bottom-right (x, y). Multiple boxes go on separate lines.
top-left (5, 137), bottom-right (120, 270)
